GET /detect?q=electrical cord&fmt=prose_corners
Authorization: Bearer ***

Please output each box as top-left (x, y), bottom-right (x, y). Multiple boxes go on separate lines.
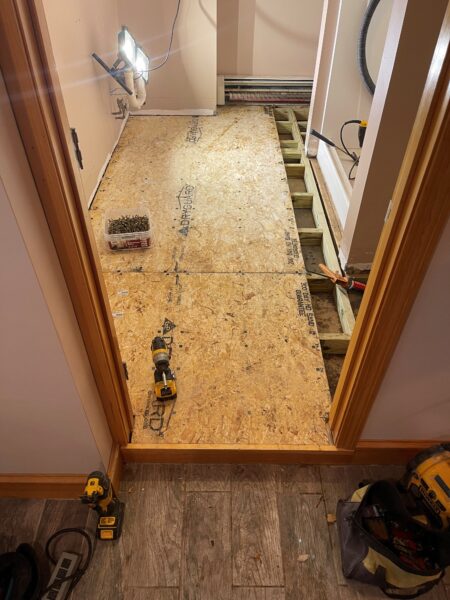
top-left (340, 120), bottom-right (360, 159)
top-left (41, 528), bottom-right (94, 597)
top-left (340, 120), bottom-right (361, 181)
top-left (145, 0), bottom-right (181, 73)
top-left (358, 0), bottom-right (381, 95)
top-left (348, 160), bottom-right (359, 181)
top-left (310, 121), bottom-right (362, 181)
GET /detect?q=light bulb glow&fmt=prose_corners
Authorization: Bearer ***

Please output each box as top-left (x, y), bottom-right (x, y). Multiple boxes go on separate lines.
top-left (135, 47), bottom-right (150, 83)
top-left (118, 28), bottom-right (136, 66)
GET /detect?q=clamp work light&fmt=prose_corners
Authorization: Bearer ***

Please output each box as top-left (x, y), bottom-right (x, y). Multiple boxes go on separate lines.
top-left (92, 26), bottom-right (150, 100)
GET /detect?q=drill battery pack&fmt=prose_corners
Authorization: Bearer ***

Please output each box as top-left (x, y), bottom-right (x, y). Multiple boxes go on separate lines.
top-left (154, 369), bottom-right (177, 400)
top-left (97, 499), bottom-right (125, 540)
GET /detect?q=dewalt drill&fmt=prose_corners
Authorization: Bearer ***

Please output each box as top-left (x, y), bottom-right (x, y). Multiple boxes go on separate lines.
top-left (403, 444), bottom-right (450, 530)
top-left (151, 336), bottom-right (177, 400)
top-left (81, 471), bottom-right (124, 540)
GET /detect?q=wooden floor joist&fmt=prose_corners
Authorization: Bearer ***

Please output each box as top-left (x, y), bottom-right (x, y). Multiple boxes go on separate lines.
top-left (298, 228), bottom-right (323, 244)
top-left (273, 108), bottom-right (355, 357)
top-left (319, 333), bottom-right (351, 355)
top-left (291, 192), bottom-right (313, 208)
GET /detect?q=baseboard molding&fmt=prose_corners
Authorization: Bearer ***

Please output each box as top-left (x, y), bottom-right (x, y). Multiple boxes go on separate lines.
top-left (0, 475), bottom-right (86, 498)
top-left (317, 141), bottom-right (351, 230)
top-left (0, 442), bottom-right (441, 496)
top-left (121, 440), bottom-right (444, 465)
top-left (353, 440), bottom-right (445, 464)
top-left (87, 114), bottom-right (129, 208)
top-left (107, 443), bottom-right (123, 493)
top-left (0, 444), bottom-right (124, 499)
top-left (130, 108), bottom-right (216, 116)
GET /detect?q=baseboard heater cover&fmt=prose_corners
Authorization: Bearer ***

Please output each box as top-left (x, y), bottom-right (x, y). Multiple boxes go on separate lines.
top-left (224, 77), bottom-right (313, 105)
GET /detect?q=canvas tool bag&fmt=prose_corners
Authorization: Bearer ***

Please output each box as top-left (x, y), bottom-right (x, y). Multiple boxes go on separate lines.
top-left (337, 480), bottom-right (450, 598)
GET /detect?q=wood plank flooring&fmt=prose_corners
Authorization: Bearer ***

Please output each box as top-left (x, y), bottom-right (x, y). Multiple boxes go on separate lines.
top-left (0, 464), bottom-right (448, 599)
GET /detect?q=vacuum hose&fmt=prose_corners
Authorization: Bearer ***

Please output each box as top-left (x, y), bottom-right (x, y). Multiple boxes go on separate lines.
top-left (358, 0), bottom-right (381, 96)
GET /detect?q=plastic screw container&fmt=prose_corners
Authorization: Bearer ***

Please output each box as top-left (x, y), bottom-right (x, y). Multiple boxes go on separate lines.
top-left (104, 206), bottom-right (151, 251)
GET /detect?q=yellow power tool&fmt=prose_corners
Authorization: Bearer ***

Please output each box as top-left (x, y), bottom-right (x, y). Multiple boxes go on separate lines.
top-left (404, 444), bottom-right (450, 530)
top-left (81, 471), bottom-right (125, 540)
top-left (151, 336), bottom-right (177, 400)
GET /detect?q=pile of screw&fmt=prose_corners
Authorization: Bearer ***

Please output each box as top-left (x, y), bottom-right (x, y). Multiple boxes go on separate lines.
top-left (108, 214), bottom-right (149, 234)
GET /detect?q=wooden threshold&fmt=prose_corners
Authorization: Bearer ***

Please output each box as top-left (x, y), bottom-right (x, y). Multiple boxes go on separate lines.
top-left (121, 439), bottom-right (445, 465)
top-left (122, 443), bottom-right (352, 464)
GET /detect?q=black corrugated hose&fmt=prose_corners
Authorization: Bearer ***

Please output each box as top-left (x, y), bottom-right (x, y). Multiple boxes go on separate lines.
top-left (358, 0), bottom-right (381, 96)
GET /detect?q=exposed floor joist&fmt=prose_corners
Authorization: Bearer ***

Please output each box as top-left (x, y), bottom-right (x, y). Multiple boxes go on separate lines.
top-left (273, 108), bottom-right (355, 378)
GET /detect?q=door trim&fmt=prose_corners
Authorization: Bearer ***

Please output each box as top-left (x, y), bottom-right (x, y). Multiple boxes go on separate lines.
top-left (1, 1), bottom-right (448, 453)
top-left (329, 8), bottom-right (450, 447)
top-left (0, 0), bottom-right (133, 445)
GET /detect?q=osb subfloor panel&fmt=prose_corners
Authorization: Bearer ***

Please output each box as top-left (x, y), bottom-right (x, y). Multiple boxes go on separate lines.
top-left (90, 107), bottom-right (331, 446)
top-left (90, 108), bottom-right (302, 274)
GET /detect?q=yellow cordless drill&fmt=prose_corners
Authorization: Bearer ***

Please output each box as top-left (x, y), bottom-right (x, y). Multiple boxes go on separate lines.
top-left (81, 471), bottom-right (125, 540)
top-left (151, 336), bottom-right (177, 400)
top-left (403, 444), bottom-right (450, 530)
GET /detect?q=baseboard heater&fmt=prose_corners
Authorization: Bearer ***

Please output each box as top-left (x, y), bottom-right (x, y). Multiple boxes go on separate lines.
top-left (224, 77), bottom-right (313, 105)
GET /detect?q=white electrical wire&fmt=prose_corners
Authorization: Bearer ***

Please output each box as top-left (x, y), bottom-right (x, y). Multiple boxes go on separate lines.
top-left (141, 0), bottom-right (181, 74)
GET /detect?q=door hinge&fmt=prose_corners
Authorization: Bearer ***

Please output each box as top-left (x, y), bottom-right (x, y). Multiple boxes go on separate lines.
top-left (70, 127), bottom-right (84, 169)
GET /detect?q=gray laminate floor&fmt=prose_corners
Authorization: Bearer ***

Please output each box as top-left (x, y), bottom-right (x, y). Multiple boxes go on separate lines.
top-left (0, 464), bottom-right (448, 599)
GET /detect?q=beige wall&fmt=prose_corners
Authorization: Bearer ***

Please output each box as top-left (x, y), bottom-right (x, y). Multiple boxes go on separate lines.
top-left (341, 0), bottom-right (448, 268)
top-left (218, 0), bottom-right (323, 77)
top-left (309, 0), bottom-right (447, 267)
top-left (0, 71), bottom-right (112, 473)
top-left (41, 0), bottom-right (124, 203)
top-left (307, 0), bottom-right (393, 234)
top-left (362, 218), bottom-right (450, 440)
top-left (119, 0), bottom-right (217, 112)
top-left (323, 0), bottom-right (392, 148)
top-left (308, 0), bottom-right (393, 157)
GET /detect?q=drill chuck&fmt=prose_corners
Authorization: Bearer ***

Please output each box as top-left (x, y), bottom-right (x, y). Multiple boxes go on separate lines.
top-left (151, 336), bottom-right (170, 370)
top-left (151, 336), bottom-right (177, 400)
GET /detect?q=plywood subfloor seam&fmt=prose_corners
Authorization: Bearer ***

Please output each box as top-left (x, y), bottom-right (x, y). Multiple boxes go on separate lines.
top-left (91, 107), bottom-right (332, 446)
